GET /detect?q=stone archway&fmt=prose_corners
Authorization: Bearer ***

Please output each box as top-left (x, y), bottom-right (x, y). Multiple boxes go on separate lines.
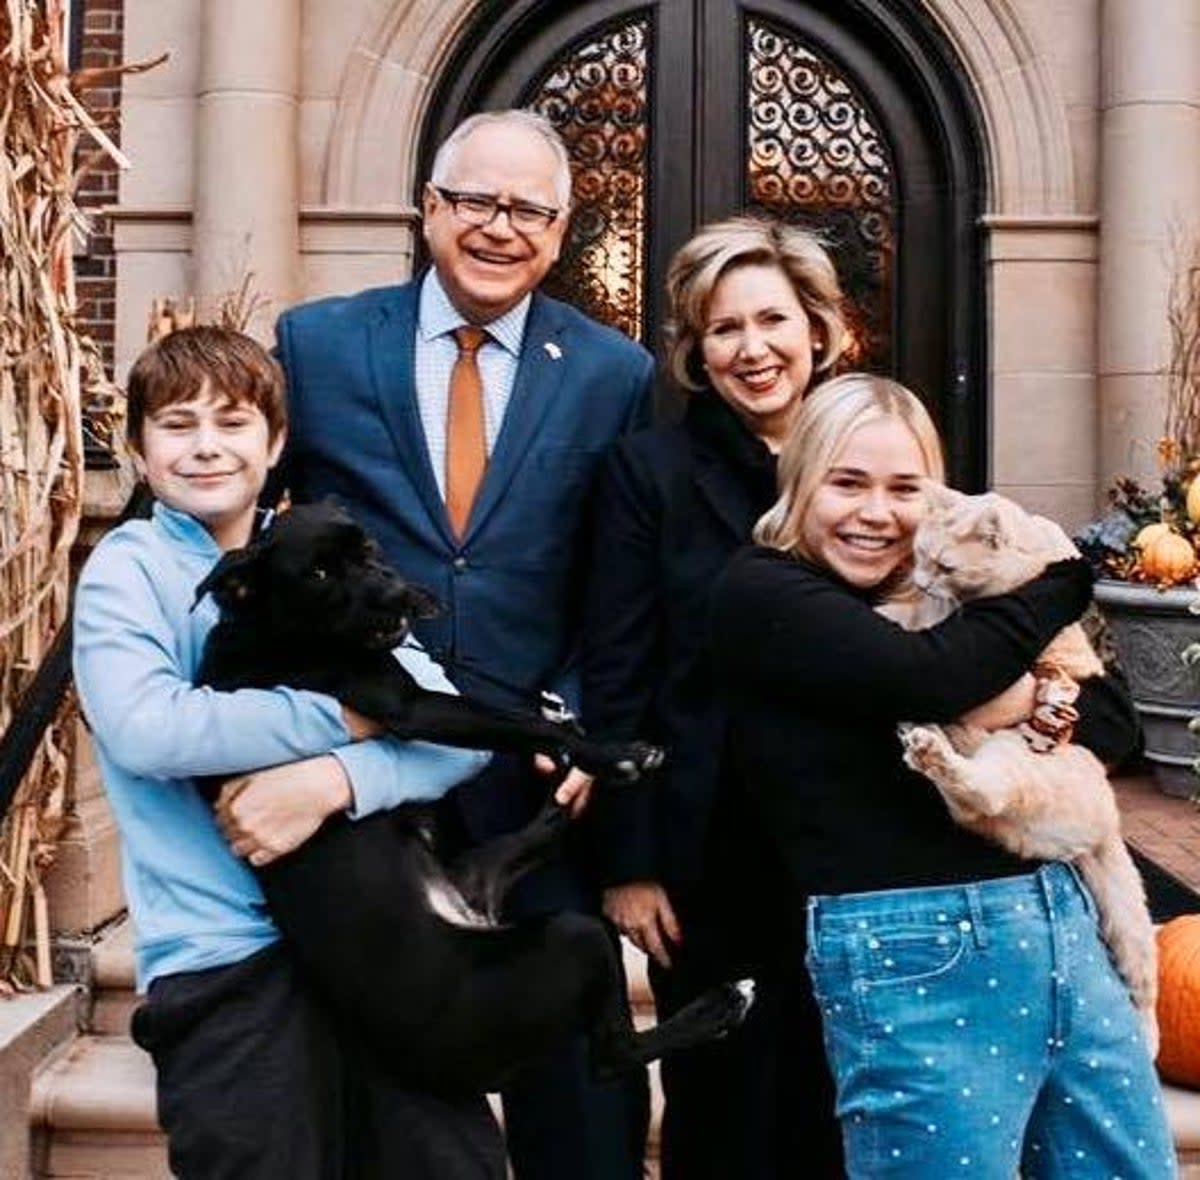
top-left (324, 0), bottom-right (1080, 218)
top-left (922, 0), bottom-right (1077, 215)
top-left (323, 0), bottom-right (485, 209)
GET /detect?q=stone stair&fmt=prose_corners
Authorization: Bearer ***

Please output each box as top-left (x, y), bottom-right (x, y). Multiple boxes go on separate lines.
top-left (31, 1035), bottom-right (168, 1179)
top-left (1169, 1087), bottom-right (1200, 1179)
top-left (29, 920), bottom-right (168, 1179)
top-left (0, 986), bottom-right (82, 1180)
top-left (25, 917), bottom-right (663, 1179)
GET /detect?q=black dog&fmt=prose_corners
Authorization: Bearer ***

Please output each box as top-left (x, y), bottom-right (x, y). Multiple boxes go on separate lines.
top-left (193, 502), bottom-right (753, 1093)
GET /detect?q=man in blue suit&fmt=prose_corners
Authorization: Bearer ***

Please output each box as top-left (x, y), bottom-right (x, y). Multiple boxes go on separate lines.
top-left (276, 110), bottom-right (654, 1180)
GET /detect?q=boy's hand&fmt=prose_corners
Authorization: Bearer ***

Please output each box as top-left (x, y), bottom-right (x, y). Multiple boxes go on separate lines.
top-left (217, 755), bottom-right (352, 866)
top-left (342, 705), bottom-right (383, 740)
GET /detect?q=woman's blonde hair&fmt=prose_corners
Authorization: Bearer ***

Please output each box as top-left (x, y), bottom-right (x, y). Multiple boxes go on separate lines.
top-left (664, 215), bottom-right (848, 391)
top-left (754, 373), bottom-right (945, 557)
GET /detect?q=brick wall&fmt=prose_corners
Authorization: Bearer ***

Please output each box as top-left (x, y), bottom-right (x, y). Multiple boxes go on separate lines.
top-left (73, 0), bottom-right (124, 375)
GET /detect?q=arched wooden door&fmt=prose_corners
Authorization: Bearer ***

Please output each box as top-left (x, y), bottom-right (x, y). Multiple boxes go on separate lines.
top-left (422, 0), bottom-right (988, 487)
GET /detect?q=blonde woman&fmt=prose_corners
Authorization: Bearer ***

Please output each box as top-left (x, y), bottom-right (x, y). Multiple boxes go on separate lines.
top-left (710, 375), bottom-right (1167, 1178)
top-left (582, 216), bottom-right (848, 1178)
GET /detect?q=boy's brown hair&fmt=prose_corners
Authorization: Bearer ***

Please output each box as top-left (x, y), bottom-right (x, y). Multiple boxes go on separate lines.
top-left (126, 326), bottom-right (287, 450)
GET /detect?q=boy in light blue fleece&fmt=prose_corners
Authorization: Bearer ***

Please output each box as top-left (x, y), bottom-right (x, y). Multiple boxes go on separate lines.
top-left (73, 326), bottom-right (505, 1179)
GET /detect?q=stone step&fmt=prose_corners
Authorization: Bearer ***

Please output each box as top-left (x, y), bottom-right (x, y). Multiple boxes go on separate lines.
top-left (34, 920), bottom-right (663, 1177)
top-left (26, 1035), bottom-right (657, 1180)
top-left (89, 917), bottom-right (136, 1037)
top-left (622, 938), bottom-right (664, 1160)
top-left (0, 986), bottom-right (82, 1180)
top-left (30, 1034), bottom-right (171, 1179)
top-left (34, 926), bottom-right (1200, 1180)
top-left (31, 1036), bottom-right (1200, 1179)
top-left (1167, 1083), bottom-right (1200, 1177)
top-left (622, 935), bottom-right (656, 1012)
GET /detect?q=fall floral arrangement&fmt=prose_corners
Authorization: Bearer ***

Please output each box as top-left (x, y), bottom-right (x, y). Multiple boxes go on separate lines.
top-left (1075, 444), bottom-right (1200, 587)
top-left (1076, 242), bottom-right (1200, 589)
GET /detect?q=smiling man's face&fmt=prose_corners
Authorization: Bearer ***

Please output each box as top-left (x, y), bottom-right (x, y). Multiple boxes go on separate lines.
top-left (422, 123), bottom-right (568, 325)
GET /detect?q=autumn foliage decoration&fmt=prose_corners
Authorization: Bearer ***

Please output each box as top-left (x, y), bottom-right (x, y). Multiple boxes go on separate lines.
top-left (1078, 242), bottom-right (1200, 588)
top-left (0, 1), bottom-right (121, 990)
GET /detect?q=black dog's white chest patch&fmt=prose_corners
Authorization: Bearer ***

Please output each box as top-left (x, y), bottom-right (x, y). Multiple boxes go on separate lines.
top-left (423, 880), bottom-right (494, 929)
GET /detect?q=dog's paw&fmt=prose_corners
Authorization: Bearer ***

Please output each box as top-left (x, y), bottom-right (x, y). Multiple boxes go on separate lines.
top-left (729, 978), bottom-right (756, 1022)
top-left (899, 724), bottom-right (955, 777)
top-left (687, 979), bottom-right (757, 1042)
top-left (610, 742), bottom-right (665, 783)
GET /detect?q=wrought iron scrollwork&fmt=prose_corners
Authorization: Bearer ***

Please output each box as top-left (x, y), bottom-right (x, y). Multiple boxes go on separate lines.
top-left (746, 18), bottom-right (894, 370)
top-left (524, 18), bottom-right (649, 342)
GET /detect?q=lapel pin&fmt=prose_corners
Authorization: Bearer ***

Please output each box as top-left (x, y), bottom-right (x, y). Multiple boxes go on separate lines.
top-left (544, 341), bottom-right (562, 361)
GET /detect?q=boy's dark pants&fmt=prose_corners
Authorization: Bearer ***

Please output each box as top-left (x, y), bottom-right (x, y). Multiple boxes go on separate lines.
top-left (132, 943), bottom-right (506, 1180)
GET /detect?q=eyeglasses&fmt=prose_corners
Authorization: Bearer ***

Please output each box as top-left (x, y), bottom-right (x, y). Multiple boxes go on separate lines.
top-left (433, 187), bottom-right (561, 234)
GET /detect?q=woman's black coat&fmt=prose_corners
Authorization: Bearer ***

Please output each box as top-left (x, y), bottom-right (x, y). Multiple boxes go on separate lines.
top-left (579, 393), bottom-right (844, 1180)
top-left (581, 391), bottom-right (778, 904)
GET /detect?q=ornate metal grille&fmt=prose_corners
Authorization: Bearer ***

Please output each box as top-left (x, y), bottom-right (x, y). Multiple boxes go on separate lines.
top-left (746, 18), bottom-right (895, 370)
top-left (523, 17), bottom-right (649, 342)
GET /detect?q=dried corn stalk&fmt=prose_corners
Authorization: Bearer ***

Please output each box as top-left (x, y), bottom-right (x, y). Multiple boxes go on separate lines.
top-left (148, 271), bottom-right (272, 344)
top-left (0, 0), bottom-right (123, 989)
top-left (1166, 236), bottom-right (1200, 464)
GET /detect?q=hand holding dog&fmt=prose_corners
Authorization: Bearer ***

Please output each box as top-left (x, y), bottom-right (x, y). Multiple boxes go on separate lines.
top-left (603, 881), bottom-right (682, 969)
top-left (217, 755), bottom-right (352, 866)
top-left (342, 705), bottom-right (384, 740)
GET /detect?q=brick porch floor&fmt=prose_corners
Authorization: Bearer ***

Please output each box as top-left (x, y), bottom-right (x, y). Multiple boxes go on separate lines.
top-left (1115, 764), bottom-right (1200, 896)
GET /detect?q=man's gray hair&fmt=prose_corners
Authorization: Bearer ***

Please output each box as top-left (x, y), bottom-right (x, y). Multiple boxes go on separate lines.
top-left (430, 109), bottom-right (574, 209)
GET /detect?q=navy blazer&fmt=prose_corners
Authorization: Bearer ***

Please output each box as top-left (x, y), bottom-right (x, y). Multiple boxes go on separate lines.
top-left (581, 393), bottom-right (779, 895)
top-left (276, 278), bottom-right (654, 718)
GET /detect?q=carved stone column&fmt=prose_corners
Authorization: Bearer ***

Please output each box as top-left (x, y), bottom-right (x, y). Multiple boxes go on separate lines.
top-left (193, 0), bottom-right (300, 335)
top-left (1097, 0), bottom-right (1200, 492)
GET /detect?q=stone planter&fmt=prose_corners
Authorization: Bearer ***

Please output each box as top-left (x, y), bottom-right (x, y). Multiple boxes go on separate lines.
top-left (1094, 579), bottom-right (1200, 797)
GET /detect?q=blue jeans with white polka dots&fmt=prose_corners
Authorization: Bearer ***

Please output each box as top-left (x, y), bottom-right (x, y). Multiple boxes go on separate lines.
top-left (804, 863), bottom-right (1175, 1179)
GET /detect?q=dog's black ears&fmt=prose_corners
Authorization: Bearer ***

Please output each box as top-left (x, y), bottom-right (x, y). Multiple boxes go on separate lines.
top-left (192, 539), bottom-right (270, 613)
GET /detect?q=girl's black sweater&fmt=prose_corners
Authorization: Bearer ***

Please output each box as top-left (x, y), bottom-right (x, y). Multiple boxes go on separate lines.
top-left (710, 546), bottom-right (1111, 899)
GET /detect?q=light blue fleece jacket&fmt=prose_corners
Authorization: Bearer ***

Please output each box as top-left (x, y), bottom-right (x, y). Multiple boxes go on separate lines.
top-left (73, 502), bottom-right (490, 991)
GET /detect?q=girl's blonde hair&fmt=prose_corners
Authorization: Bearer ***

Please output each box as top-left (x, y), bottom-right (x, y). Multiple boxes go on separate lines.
top-left (664, 215), bottom-right (847, 391)
top-left (754, 373), bottom-right (945, 557)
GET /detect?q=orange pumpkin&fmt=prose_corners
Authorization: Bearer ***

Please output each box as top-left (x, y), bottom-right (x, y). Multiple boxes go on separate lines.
top-left (1134, 522), bottom-right (1172, 549)
top-left (1156, 915), bottom-right (1200, 1086)
top-left (1137, 529), bottom-right (1197, 584)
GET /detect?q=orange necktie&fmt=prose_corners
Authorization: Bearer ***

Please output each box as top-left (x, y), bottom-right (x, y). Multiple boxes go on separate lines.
top-left (445, 326), bottom-right (488, 539)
